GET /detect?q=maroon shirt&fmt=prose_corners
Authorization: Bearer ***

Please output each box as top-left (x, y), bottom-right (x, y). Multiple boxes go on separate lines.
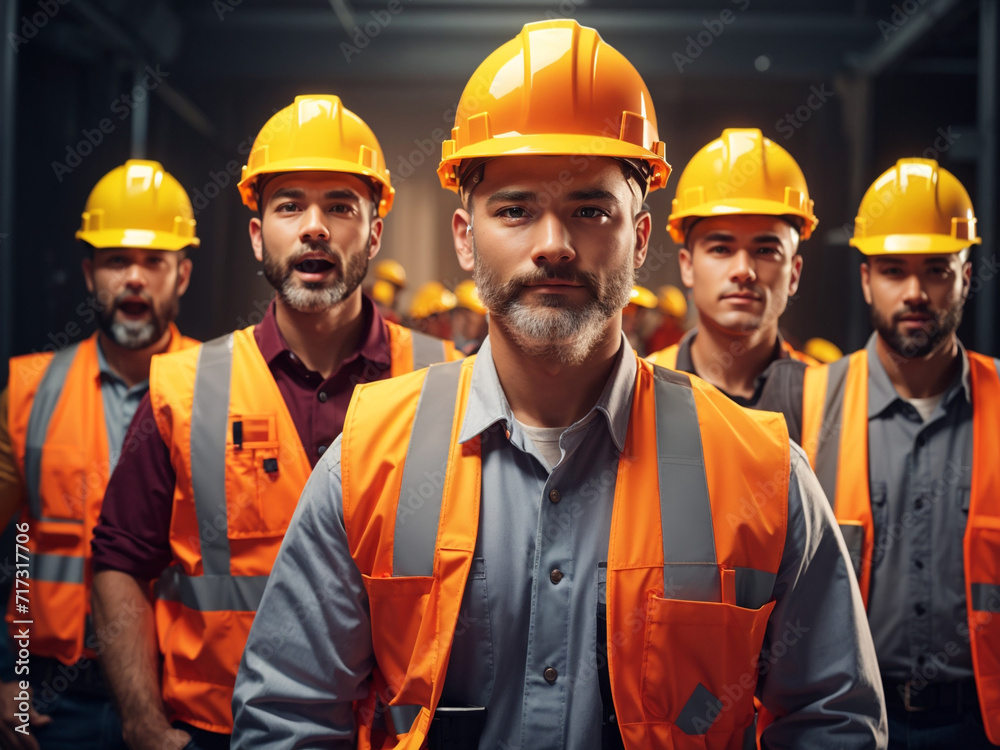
top-left (92, 296), bottom-right (395, 580)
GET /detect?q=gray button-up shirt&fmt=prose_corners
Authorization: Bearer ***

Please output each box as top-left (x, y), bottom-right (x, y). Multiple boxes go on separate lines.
top-left (233, 335), bottom-right (886, 749)
top-left (95, 339), bottom-right (151, 469)
top-left (864, 333), bottom-right (982, 684)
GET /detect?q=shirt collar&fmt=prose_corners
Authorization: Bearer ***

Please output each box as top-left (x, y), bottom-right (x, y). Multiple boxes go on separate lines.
top-left (865, 332), bottom-right (972, 419)
top-left (674, 326), bottom-right (791, 375)
top-left (253, 294), bottom-right (393, 369)
top-left (95, 336), bottom-right (149, 393)
top-left (458, 332), bottom-right (637, 453)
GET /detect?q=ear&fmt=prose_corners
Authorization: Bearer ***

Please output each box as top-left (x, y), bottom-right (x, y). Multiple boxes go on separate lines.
top-left (175, 255), bottom-right (193, 297)
top-left (860, 261), bottom-right (873, 305)
top-left (367, 217), bottom-right (384, 260)
top-left (81, 256), bottom-right (95, 295)
top-left (632, 210), bottom-right (652, 269)
top-left (249, 217), bottom-right (264, 263)
top-left (453, 209), bottom-right (474, 273)
top-left (678, 247), bottom-right (694, 289)
top-left (961, 259), bottom-right (972, 301)
top-left (788, 252), bottom-right (804, 297)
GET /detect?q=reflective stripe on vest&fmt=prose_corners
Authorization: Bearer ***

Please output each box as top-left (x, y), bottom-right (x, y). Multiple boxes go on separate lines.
top-left (24, 343), bottom-right (82, 522)
top-left (409, 330), bottom-right (448, 373)
top-left (190, 334), bottom-right (235, 577)
top-left (30, 552), bottom-right (84, 584)
top-left (156, 566), bottom-right (269, 612)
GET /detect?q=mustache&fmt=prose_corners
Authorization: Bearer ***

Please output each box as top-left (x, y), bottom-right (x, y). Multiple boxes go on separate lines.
top-left (109, 290), bottom-right (154, 310)
top-left (718, 283), bottom-right (764, 298)
top-left (892, 304), bottom-right (934, 322)
top-left (509, 265), bottom-right (598, 292)
top-left (287, 242), bottom-right (337, 265)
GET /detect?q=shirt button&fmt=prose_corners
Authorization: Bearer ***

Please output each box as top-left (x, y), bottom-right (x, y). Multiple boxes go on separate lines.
top-left (914, 559), bottom-right (924, 569)
top-left (543, 667), bottom-right (558, 684)
top-left (548, 489), bottom-right (561, 504)
top-left (550, 569), bottom-right (564, 584)
top-left (914, 495), bottom-right (926, 509)
top-left (318, 391), bottom-right (328, 403)
top-left (317, 445), bottom-right (327, 455)
top-left (917, 435), bottom-right (926, 448)
top-left (915, 603), bottom-right (927, 616)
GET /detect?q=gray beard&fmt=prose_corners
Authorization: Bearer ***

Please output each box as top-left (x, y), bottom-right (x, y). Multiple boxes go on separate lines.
top-left (472, 243), bottom-right (633, 366)
top-left (262, 238), bottom-right (369, 314)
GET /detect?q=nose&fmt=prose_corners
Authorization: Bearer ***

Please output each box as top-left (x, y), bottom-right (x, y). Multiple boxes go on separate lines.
top-left (729, 249), bottom-right (757, 284)
top-left (122, 262), bottom-right (147, 290)
top-left (901, 273), bottom-right (929, 306)
top-left (530, 212), bottom-right (575, 266)
top-left (299, 204), bottom-right (330, 243)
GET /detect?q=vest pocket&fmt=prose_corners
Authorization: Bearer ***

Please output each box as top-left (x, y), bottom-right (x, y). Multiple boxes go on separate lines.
top-left (224, 443), bottom-right (290, 537)
top-left (37, 444), bottom-right (96, 521)
top-left (640, 595), bottom-right (776, 739)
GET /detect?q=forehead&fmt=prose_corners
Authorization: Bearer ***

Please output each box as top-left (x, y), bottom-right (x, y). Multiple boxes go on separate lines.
top-left (475, 155), bottom-right (634, 203)
top-left (93, 247), bottom-right (174, 260)
top-left (687, 215), bottom-right (797, 245)
top-left (870, 253), bottom-right (960, 268)
top-left (260, 171), bottom-right (373, 204)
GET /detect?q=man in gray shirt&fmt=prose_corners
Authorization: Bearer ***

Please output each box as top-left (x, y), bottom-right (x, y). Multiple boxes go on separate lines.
top-left (801, 158), bottom-right (1000, 748)
top-left (233, 20), bottom-right (886, 749)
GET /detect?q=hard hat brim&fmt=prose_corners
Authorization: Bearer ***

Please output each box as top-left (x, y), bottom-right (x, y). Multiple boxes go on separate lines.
top-left (75, 229), bottom-right (200, 252)
top-left (438, 134), bottom-right (670, 193)
top-left (850, 233), bottom-right (981, 255)
top-left (668, 198), bottom-right (818, 243)
top-left (238, 158), bottom-right (395, 216)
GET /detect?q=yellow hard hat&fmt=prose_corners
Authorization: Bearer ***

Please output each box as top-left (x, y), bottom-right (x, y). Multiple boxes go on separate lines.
top-left (850, 158), bottom-right (980, 255)
top-left (803, 337), bottom-right (844, 364)
top-left (409, 281), bottom-right (457, 320)
top-left (438, 20), bottom-right (670, 195)
top-left (76, 160), bottom-right (199, 251)
top-left (370, 279), bottom-right (397, 308)
top-left (667, 128), bottom-right (817, 244)
top-left (374, 259), bottom-right (407, 288)
top-left (238, 95), bottom-right (395, 216)
top-left (454, 279), bottom-right (487, 315)
top-left (628, 285), bottom-right (657, 310)
top-left (657, 284), bottom-right (687, 319)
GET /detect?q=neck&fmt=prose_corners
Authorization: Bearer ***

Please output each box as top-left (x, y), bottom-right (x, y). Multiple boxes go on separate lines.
top-left (273, 291), bottom-right (366, 379)
top-left (875, 333), bottom-right (961, 399)
top-left (688, 319), bottom-right (779, 399)
top-left (97, 326), bottom-right (175, 388)
top-left (487, 318), bottom-right (622, 428)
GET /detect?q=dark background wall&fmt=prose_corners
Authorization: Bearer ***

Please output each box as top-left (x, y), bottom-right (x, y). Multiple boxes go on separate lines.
top-left (1, 0), bottom-right (996, 375)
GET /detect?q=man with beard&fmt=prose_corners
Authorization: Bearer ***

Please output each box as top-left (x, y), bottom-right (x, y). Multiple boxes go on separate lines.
top-left (89, 96), bottom-right (459, 750)
top-left (231, 22), bottom-right (885, 750)
top-left (0, 160), bottom-right (197, 750)
top-left (646, 129), bottom-right (818, 443)
top-left (801, 158), bottom-right (1000, 748)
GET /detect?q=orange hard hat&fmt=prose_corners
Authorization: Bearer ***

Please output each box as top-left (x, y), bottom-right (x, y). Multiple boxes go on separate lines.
top-left (656, 285), bottom-right (687, 319)
top-left (238, 95), bottom-right (394, 216)
top-left (628, 285), bottom-right (658, 310)
top-left (374, 259), bottom-right (407, 288)
top-left (454, 279), bottom-right (487, 315)
top-left (409, 281), bottom-right (457, 320)
top-left (438, 20), bottom-right (670, 196)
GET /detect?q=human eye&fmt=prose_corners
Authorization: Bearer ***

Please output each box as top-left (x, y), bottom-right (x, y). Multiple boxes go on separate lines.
top-left (575, 206), bottom-right (609, 219)
top-left (328, 203), bottom-right (356, 215)
top-left (496, 206), bottom-right (529, 220)
top-left (275, 201), bottom-right (300, 213)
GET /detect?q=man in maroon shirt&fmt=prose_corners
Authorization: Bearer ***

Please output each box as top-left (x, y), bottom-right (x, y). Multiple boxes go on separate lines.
top-left (89, 96), bottom-right (458, 750)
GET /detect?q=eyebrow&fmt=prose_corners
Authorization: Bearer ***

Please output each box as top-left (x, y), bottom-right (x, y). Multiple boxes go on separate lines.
top-left (485, 187), bottom-right (621, 207)
top-left (269, 188), bottom-right (362, 202)
top-left (566, 188), bottom-right (619, 204)
top-left (699, 232), bottom-right (784, 243)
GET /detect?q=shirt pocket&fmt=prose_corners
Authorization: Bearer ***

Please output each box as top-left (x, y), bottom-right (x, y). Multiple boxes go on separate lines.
top-left (441, 557), bottom-right (495, 706)
top-left (869, 481), bottom-right (889, 571)
top-left (223, 414), bottom-right (289, 538)
top-left (640, 594), bottom-right (776, 740)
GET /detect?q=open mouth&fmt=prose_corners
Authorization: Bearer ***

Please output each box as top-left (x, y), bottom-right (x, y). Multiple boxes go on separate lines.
top-left (117, 300), bottom-right (150, 316)
top-left (294, 258), bottom-right (336, 274)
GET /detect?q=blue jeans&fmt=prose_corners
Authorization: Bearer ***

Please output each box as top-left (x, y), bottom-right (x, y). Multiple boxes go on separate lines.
top-left (30, 690), bottom-right (126, 750)
top-left (887, 703), bottom-right (994, 749)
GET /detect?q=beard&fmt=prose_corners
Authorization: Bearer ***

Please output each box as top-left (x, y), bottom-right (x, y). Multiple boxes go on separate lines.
top-left (473, 241), bottom-right (634, 365)
top-left (97, 289), bottom-right (177, 350)
top-left (262, 238), bottom-right (369, 313)
top-left (871, 301), bottom-right (963, 359)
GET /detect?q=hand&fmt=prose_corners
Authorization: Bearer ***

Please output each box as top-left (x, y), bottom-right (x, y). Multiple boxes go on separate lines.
top-left (121, 715), bottom-right (191, 750)
top-left (0, 680), bottom-right (51, 750)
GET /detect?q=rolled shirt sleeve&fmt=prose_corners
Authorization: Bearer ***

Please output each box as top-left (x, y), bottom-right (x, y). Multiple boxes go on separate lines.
top-left (757, 442), bottom-right (887, 748)
top-left (233, 436), bottom-right (369, 748)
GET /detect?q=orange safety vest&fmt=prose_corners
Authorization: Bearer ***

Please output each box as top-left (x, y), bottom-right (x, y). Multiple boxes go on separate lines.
top-left (5, 326), bottom-right (196, 665)
top-left (149, 321), bottom-right (459, 733)
top-left (801, 348), bottom-right (1000, 743)
top-left (341, 355), bottom-right (791, 749)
